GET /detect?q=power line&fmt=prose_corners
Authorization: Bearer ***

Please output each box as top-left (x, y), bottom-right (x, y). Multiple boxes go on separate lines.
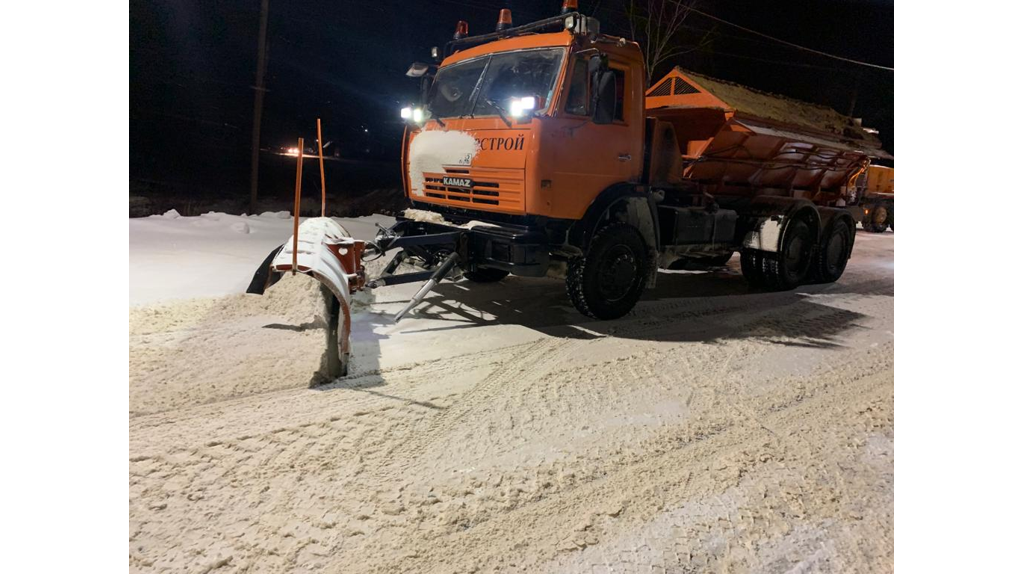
top-left (683, 5), bottom-right (893, 71)
top-left (710, 50), bottom-right (847, 72)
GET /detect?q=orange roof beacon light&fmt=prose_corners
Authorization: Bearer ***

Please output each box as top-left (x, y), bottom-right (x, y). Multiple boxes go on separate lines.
top-left (496, 9), bottom-right (512, 32)
top-left (453, 20), bottom-right (469, 39)
top-left (561, 0), bottom-right (579, 14)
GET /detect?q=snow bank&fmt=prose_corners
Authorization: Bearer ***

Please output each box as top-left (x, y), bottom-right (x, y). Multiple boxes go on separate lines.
top-left (129, 212), bottom-right (395, 306)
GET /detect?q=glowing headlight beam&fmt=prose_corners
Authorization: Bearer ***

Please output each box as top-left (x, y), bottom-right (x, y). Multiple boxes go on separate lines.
top-left (509, 96), bottom-right (537, 118)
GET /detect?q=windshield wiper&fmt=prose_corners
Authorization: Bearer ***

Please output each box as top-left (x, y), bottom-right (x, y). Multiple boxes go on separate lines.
top-left (429, 110), bottom-right (446, 128)
top-left (483, 98), bottom-right (513, 128)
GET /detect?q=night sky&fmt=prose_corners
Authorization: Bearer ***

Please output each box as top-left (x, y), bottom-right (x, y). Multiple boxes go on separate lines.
top-left (130, 0), bottom-right (893, 198)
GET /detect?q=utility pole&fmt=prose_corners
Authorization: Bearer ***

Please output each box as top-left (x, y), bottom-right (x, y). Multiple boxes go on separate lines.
top-left (248, 0), bottom-right (270, 213)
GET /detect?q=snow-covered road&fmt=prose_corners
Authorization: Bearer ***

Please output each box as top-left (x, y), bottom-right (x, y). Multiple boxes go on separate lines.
top-left (129, 212), bottom-right (894, 573)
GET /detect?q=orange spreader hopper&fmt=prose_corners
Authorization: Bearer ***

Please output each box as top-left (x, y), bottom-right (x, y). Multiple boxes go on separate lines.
top-left (646, 68), bottom-right (892, 204)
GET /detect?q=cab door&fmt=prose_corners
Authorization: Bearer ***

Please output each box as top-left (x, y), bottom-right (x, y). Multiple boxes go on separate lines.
top-left (547, 55), bottom-right (643, 220)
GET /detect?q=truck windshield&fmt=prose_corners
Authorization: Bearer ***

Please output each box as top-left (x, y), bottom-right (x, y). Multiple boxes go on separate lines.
top-left (427, 47), bottom-right (565, 119)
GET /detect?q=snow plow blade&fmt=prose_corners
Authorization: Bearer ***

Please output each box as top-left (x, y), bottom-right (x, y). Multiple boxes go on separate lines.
top-left (246, 217), bottom-right (366, 379)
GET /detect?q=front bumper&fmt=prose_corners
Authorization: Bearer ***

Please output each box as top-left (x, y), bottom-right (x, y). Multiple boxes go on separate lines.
top-left (385, 217), bottom-right (550, 278)
top-left (465, 222), bottom-right (549, 277)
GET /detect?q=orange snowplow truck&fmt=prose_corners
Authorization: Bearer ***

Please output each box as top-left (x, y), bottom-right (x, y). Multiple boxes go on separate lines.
top-left (316, 4), bottom-right (889, 325)
top-left (244, 4), bottom-right (890, 376)
top-left (379, 6), bottom-right (890, 319)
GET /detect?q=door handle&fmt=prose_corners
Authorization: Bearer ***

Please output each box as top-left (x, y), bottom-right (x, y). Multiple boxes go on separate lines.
top-left (617, 153), bottom-right (632, 161)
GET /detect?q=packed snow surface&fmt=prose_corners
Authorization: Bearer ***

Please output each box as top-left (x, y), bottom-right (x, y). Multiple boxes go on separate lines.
top-left (129, 213), bottom-right (895, 573)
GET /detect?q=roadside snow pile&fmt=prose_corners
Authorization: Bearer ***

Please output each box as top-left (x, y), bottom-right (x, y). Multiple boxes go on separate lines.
top-left (129, 273), bottom-right (332, 415)
top-left (160, 209), bottom-right (180, 219)
top-left (130, 211), bottom-right (395, 306)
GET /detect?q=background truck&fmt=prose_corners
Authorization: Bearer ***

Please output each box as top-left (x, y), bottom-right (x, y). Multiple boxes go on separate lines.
top-left (853, 165), bottom-right (894, 232)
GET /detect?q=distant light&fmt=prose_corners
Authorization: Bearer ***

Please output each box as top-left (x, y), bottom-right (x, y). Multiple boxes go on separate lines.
top-left (363, 128), bottom-right (369, 133)
top-left (286, 147), bottom-right (299, 156)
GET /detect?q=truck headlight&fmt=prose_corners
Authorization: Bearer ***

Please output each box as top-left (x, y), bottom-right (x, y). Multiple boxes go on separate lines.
top-left (509, 96), bottom-right (536, 118)
top-left (400, 106), bottom-right (413, 119)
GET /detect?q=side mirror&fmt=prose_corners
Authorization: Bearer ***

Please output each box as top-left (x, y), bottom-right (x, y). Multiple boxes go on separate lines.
top-left (406, 62), bottom-right (432, 78)
top-left (592, 70), bottom-right (616, 125)
top-left (407, 62), bottom-right (435, 104)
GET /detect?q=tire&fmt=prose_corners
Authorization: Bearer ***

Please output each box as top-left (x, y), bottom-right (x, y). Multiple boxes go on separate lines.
top-left (761, 219), bottom-right (814, 290)
top-left (463, 267), bottom-right (509, 283)
top-left (741, 249), bottom-right (766, 288)
top-left (566, 223), bottom-right (649, 320)
top-left (813, 221), bottom-right (853, 283)
top-left (863, 204), bottom-right (888, 233)
top-left (318, 286), bottom-right (348, 383)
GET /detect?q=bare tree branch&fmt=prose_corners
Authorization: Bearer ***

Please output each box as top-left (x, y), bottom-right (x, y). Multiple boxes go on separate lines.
top-left (622, 0), bottom-right (701, 85)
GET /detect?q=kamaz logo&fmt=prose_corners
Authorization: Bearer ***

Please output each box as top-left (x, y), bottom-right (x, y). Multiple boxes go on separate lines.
top-left (442, 176), bottom-right (473, 189)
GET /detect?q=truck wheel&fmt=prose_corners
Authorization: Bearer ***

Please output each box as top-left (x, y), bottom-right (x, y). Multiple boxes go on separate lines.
top-left (566, 223), bottom-right (649, 320)
top-left (463, 268), bottom-right (509, 283)
top-left (762, 220), bottom-right (814, 290)
top-left (813, 221), bottom-right (853, 283)
top-left (863, 204), bottom-right (888, 233)
top-left (741, 249), bottom-right (766, 288)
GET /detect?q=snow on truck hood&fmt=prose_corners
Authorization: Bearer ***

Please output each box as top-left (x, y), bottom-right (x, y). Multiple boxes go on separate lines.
top-left (407, 130), bottom-right (480, 197)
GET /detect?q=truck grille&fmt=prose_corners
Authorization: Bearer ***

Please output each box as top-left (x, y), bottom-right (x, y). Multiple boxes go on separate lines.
top-left (422, 167), bottom-right (525, 214)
